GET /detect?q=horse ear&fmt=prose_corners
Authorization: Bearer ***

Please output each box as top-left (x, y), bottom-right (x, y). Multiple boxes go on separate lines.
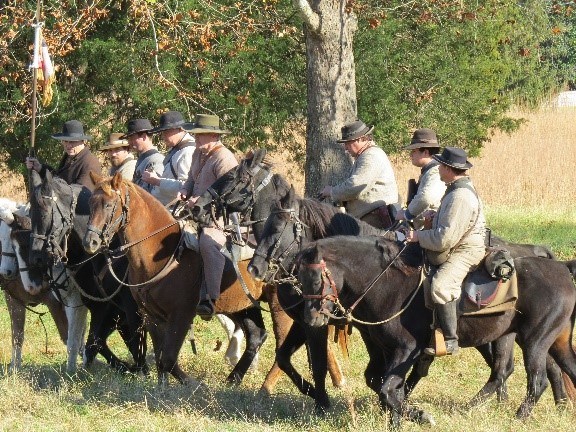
top-left (280, 186), bottom-right (296, 209)
top-left (110, 171), bottom-right (123, 190)
top-left (311, 243), bottom-right (322, 263)
top-left (13, 213), bottom-right (31, 230)
top-left (90, 170), bottom-right (105, 186)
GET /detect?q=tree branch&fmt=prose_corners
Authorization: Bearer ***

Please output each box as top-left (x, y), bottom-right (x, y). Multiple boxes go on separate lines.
top-left (292, 0), bottom-right (319, 33)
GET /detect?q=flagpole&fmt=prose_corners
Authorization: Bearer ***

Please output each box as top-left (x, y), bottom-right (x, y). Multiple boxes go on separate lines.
top-left (29, 0), bottom-right (42, 159)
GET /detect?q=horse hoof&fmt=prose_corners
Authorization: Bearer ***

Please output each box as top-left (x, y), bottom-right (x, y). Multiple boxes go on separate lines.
top-left (419, 412), bottom-right (436, 426)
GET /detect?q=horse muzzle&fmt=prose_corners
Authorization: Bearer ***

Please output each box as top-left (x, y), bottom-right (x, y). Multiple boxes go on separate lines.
top-left (83, 231), bottom-right (102, 255)
top-left (304, 300), bottom-right (331, 327)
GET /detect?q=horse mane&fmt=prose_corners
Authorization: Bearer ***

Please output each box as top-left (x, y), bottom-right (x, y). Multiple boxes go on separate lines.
top-left (297, 198), bottom-right (383, 238)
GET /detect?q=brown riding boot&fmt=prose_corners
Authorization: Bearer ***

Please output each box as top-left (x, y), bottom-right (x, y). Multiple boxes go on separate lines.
top-left (424, 300), bottom-right (460, 356)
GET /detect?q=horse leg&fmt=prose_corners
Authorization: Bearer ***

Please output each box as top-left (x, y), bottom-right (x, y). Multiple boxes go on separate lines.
top-left (305, 325), bottom-right (331, 413)
top-left (379, 349), bottom-right (435, 428)
top-left (62, 295), bottom-right (88, 375)
top-left (160, 314), bottom-right (200, 387)
top-left (468, 335), bottom-right (516, 407)
top-left (326, 325), bottom-right (346, 388)
top-left (4, 292), bottom-right (25, 371)
top-left (116, 308), bottom-right (148, 375)
top-left (216, 314), bottom-right (242, 367)
top-left (517, 349), bottom-right (549, 418)
top-left (546, 354), bottom-right (568, 406)
top-left (43, 293), bottom-right (68, 345)
top-left (260, 284), bottom-right (293, 393)
top-left (275, 322), bottom-right (318, 400)
top-left (404, 354), bottom-right (434, 399)
top-left (226, 308), bottom-right (267, 385)
top-left (147, 322), bottom-right (170, 387)
top-left (548, 324), bottom-right (576, 406)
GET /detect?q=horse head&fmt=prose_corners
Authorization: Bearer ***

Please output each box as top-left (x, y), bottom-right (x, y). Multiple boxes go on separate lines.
top-left (248, 186), bottom-right (305, 282)
top-left (191, 148), bottom-right (272, 226)
top-left (29, 170), bottom-right (77, 273)
top-left (83, 171), bottom-right (130, 254)
top-left (297, 243), bottom-right (336, 328)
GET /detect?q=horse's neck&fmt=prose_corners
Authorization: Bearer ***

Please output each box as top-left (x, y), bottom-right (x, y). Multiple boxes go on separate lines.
top-left (251, 174), bottom-right (291, 241)
top-left (123, 189), bottom-right (180, 279)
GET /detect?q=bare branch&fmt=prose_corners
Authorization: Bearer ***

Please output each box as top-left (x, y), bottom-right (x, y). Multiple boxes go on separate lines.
top-left (292, 0), bottom-right (319, 33)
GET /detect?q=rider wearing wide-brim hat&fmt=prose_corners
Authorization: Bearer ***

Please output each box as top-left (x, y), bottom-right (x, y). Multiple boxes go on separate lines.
top-left (405, 146), bottom-right (486, 356)
top-left (25, 119), bottom-right (102, 191)
top-left (179, 113), bottom-right (237, 320)
top-left (99, 133), bottom-right (136, 181)
top-left (319, 119), bottom-right (400, 229)
top-left (396, 128), bottom-right (446, 230)
top-left (142, 111), bottom-right (196, 206)
top-left (121, 118), bottom-right (165, 194)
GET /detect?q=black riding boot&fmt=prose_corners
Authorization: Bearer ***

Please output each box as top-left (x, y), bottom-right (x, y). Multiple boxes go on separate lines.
top-left (424, 299), bottom-right (460, 356)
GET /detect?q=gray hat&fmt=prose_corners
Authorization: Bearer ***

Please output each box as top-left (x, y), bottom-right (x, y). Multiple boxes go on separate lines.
top-left (51, 120), bottom-right (92, 141)
top-left (120, 119), bottom-right (154, 139)
top-left (433, 147), bottom-right (473, 170)
top-left (336, 120), bottom-right (374, 143)
top-left (151, 111), bottom-right (195, 133)
top-left (184, 114), bottom-right (230, 135)
top-left (404, 128), bottom-right (439, 150)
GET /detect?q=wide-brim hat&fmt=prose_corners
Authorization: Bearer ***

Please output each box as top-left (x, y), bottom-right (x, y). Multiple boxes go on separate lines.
top-left (99, 133), bottom-right (130, 151)
top-left (433, 146), bottom-right (473, 170)
top-left (120, 118), bottom-right (154, 139)
top-left (184, 114), bottom-right (230, 135)
top-left (150, 111), bottom-right (195, 133)
top-left (336, 120), bottom-right (374, 143)
top-left (51, 120), bottom-right (92, 141)
top-left (404, 128), bottom-right (439, 150)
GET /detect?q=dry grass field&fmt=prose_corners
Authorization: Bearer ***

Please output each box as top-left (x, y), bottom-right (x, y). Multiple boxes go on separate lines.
top-left (0, 107), bottom-right (575, 431)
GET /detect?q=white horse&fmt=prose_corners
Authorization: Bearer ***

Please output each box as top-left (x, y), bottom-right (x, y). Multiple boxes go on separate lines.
top-left (1, 203), bottom-right (87, 374)
top-left (0, 201), bottom-right (68, 371)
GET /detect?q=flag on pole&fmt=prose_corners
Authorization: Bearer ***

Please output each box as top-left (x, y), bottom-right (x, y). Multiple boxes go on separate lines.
top-left (37, 29), bottom-right (55, 107)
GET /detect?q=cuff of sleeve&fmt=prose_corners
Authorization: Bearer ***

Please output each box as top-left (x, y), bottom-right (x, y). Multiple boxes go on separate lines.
top-left (404, 209), bottom-right (415, 221)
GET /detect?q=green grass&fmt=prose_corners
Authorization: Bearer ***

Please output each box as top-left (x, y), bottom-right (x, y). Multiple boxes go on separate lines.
top-left (0, 208), bottom-right (575, 431)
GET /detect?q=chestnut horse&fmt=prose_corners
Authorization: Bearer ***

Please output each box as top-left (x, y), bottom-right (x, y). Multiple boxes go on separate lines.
top-left (82, 171), bottom-right (292, 387)
top-left (297, 235), bottom-right (576, 427)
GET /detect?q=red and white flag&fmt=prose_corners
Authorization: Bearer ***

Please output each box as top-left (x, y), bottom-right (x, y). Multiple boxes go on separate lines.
top-left (37, 30), bottom-right (55, 106)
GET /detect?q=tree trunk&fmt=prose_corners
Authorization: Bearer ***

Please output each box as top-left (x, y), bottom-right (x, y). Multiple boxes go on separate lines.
top-left (294, 0), bottom-right (358, 196)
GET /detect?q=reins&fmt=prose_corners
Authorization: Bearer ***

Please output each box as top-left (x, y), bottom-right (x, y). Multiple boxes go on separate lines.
top-left (301, 241), bottom-right (425, 326)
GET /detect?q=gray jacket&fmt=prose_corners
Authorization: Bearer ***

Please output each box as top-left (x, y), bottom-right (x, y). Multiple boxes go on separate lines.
top-left (133, 148), bottom-right (164, 194)
top-left (331, 145), bottom-right (399, 218)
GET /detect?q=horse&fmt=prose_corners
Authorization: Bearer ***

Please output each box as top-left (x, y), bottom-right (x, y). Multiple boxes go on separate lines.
top-left (27, 169), bottom-right (147, 375)
top-left (82, 170), bottom-right (287, 387)
top-left (190, 149), bottom-right (347, 399)
top-left (247, 179), bottom-right (576, 409)
top-left (0, 202), bottom-right (68, 371)
top-left (296, 234), bottom-right (576, 427)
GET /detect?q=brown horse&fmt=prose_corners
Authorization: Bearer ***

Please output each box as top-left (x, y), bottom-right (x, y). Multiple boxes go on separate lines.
top-left (82, 171), bottom-right (297, 388)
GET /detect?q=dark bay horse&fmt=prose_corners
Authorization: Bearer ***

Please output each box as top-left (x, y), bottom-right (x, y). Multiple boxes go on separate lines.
top-left (241, 158), bottom-right (574, 412)
top-left (27, 170), bottom-right (147, 374)
top-left (190, 149), bottom-right (347, 401)
top-left (297, 235), bottom-right (576, 427)
top-left (82, 171), bottom-right (290, 387)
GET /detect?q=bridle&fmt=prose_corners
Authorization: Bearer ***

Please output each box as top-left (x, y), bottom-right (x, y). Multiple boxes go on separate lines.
top-left (252, 207), bottom-right (308, 282)
top-left (300, 259), bottom-right (338, 315)
top-left (202, 162), bottom-right (273, 228)
top-left (30, 183), bottom-right (77, 264)
top-left (86, 187), bottom-right (131, 249)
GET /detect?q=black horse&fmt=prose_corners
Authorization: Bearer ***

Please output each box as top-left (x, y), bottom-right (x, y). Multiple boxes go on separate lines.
top-left (296, 235), bottom-right (576, 427)
top-left (194, 149), bottom-right (573, 414)
top-left (27, 169), bottom-right (148, 374)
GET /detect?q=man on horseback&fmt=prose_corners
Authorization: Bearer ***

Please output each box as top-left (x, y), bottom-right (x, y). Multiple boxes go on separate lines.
top-left (25, 119), bottom-right (102, 191)
top-left (178, 114), bottom-right (238, 319)
top-left (405, 147), bottom-right (486, 356)
top-left (120, 118), bottom-right (164, 194)
top-left (319, 119), bottom-right (400, 229)
top-left (141, 111), bottom-right (196, 206)
top-left (395, 128), bottom-right (446, 229)
top-left (99, 133), bottom-right (136, 180)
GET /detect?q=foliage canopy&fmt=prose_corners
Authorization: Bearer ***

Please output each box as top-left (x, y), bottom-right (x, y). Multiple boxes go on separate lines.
top-left (0, 0), bottom-right (572, 175)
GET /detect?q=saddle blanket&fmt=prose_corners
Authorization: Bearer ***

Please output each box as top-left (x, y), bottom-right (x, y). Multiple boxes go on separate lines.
top-left (181, 222), bottom-right (255, 261)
